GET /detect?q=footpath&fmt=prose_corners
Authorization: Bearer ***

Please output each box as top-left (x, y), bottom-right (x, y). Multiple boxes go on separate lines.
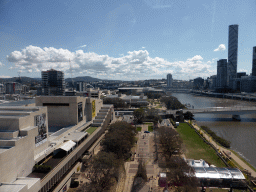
top-left (123, 124), bottom-right (161, 192)
top-left (192, 121), bottom-right (256, 178)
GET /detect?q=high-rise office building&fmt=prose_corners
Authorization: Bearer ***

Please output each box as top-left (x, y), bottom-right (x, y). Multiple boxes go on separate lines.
top-left (76, 81), bottom-right (86, 92)
top-left (5, 82), bottom-right (22, 94)
top-left (228, 24), bottom-right (239, 87)
top-left (42, 69), bottom-right (65, 96)
top-left (252, 47), bottom-right (256, 76)
top-left (217, 59), bottom-right (228, 88)
top-left (167, 74), bottom-right (172, 87)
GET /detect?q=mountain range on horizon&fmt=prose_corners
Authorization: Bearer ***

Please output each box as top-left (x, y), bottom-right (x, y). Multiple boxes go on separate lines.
top-left (0, 76), bottom-right (113, 83)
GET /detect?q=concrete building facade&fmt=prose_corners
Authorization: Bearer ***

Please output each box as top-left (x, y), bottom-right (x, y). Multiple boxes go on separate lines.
top-left (0, 106), bottom-right (48, 191)
top-left (5, 82), bottom-right (22, 94)
top-left (0, 96), bottom-right (114, 192)
top-left (76, 81), bottom-right (86, 92)
top-left (35, 96), bottom-right (103, 129)
top-left (228, 24), bottom-right (239, 87)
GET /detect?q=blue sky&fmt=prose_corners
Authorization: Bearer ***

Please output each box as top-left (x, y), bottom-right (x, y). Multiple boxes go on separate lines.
top-left (1, 0), bottom-right (256, 80)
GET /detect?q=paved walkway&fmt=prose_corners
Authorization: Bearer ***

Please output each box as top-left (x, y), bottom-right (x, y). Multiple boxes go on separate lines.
top-left (123, 124), bottom-right (161, 192)
top-left (192, 121), bottom-right (256, 177)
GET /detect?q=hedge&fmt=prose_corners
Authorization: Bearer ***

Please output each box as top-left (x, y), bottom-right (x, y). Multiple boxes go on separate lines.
top-left (33, 165), bottom-right (52, 173)
top-left (170, 118), bottom-right (177, 128)
top-left (201, 126), bottom-right (231, 148)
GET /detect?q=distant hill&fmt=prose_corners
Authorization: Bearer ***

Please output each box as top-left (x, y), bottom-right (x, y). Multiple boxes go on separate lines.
top-left (65, 76), bottom-right (101, 82)
top-left (0, 77), bottom-right (41, 83)
top-left (0, 76), bottom-right (103, 84)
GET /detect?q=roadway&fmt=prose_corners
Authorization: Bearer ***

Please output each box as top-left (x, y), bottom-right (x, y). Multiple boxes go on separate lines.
top-left (164, 106), bottom-right (256, 116)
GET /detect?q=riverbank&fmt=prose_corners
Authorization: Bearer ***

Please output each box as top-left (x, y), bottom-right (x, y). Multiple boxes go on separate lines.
top-left (191, 120), bottom-right (256, 178)
top-left (171, 92), bottom-right (256, 169)
top-left (176, 123), bottom-right (226, 167)
top-left (190, 90), bottom-right (256, 102)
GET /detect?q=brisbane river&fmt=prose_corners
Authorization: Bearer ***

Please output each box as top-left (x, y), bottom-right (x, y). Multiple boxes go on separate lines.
top-left (171, 93), bottom-right (256, 169)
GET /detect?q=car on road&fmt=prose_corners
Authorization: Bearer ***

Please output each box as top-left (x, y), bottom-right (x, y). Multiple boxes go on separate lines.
top-left (144, 131), bottom-right (150, 133)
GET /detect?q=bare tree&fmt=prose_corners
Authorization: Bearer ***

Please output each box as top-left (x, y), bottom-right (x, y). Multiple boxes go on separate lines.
top-left (158, 127), bottom-right (183, 158)
top-left (165, 156), bottom-right (198, 191)
top-left (78, 151), bottom-right (120, 191)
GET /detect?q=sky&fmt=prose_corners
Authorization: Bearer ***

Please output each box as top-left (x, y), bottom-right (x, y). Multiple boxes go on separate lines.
top-left (1, 0), bottom-right (256, 81)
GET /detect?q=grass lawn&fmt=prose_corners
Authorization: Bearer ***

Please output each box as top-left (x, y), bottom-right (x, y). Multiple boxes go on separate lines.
top-left (148, 125), bottom-right (153, 132)
top-left (144, 122), bottom-right (153, 125)
top-left (86, 127), bottom-right (98, 134)
top-left (176, 123), bottom-right (226, 167)
top-left (136, 126), bottom-right (142, 132)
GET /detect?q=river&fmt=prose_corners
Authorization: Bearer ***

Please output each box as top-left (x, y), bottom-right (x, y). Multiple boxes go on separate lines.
top-left (171, 93), bottom-right (256, 168)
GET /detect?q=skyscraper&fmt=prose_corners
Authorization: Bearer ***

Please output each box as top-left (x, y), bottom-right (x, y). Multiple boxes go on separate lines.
top-left (252, 46), bottom-right (256, 76)
top-left (42, 69), bottom-right (65, 96)
top-left (167, 74), bottom-right (172, 87)
top-left (228, 24), bottom-right (239, 87)
top-left (217, 59), bottom-right (227, 88)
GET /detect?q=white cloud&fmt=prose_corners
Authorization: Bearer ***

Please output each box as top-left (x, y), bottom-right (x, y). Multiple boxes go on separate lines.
top-left (0, 75), bottom-right (11, 78)
top-left (238, 68), bottom-right (249, 74)
top-left (0, 62), bottom-right (4, 67)
top-left (79, 44), bottom-right (87, 48)
top-left (214, 44), bottom-right (226, 51)
top-left (6, 45), bottom-right (216, 80)
top-left (142, 47), bottom-right (145, 49)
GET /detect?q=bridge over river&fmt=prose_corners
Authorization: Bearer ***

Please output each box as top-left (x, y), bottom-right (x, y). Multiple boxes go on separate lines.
top-left (166, 106), bottom-right (256, 120)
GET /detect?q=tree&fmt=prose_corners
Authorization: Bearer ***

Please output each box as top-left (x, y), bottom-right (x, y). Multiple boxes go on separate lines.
top-left (103, 98), bottom-right (129, 108)
top-left (157, 127), bottom-right (183, 158)
top-left (133, 107), bottom-right (145, 124)
top-left (160, 96), bottom-right (185, 110)
top-left (145, 92), bottom-right (163, 99)
top-left (183, 111), bottom-right (194, 120)
top-left (165, 156), bottom-right (199, 191)
top-left (77, 151), bottom-right (120, 192)
top-left (145, 108), bottom-right (162, 127)
top-left (101, 122), bottom-right (136, 159)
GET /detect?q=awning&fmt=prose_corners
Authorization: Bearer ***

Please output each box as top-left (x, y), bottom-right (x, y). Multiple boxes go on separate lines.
top-left (58, 140), bottom-right (76, 152)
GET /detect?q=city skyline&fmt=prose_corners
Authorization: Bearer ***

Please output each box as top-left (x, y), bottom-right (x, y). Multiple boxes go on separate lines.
top-left (1, 0), bottom-right (256, 80)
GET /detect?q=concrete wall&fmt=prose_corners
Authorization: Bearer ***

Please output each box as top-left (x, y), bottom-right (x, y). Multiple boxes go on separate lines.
top-left (36, 96), bottom-right (81, 127)
top-left (0, 107), bottom-right (49, 183)
top-left (85, 98), bottom-right (103, 121)
top-left (0, 117), bottom-right (20, 131)
top-left (0, 128), bottom-right (36, 183)
top-left (52, 162), bottom-right (82, 192)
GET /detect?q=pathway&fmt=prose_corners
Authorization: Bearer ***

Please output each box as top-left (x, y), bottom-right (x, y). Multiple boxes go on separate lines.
top-left (192, 121), bottom-right (256, 177)
top-left (123, 124), bottom-right (161, 192)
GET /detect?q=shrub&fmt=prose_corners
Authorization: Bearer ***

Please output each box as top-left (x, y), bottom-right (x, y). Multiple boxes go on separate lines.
top-left (227, 160), bottom-right (236, 168)
top-left (201, 126), bottom-right (231, 148)
top-left (70, 180), bottom-right (79, 188)
top-left (170, 118), bottom-right (176, 127)
top-left (33, 165), bottom-right (52, 173)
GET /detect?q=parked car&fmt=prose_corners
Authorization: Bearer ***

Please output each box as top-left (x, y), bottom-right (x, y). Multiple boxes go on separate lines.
top-left (144, 131), bottom-right (150, 133)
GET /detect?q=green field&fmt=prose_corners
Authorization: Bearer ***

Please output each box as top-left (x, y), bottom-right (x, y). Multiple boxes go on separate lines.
top-left (136, 126), bottom-right (142, 132)
top-left (86, 127), bottom-right (98, 134)
top-left (176, 123), bottom-right (226, 167)
top-left (148, 125), bottom-right (153, 132)
top-left (144, 122), bottom-right (153, 125)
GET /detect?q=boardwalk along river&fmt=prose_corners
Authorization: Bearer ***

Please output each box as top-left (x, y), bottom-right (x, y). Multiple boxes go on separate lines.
top-left (171, 93), bottom-right (256, 169)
